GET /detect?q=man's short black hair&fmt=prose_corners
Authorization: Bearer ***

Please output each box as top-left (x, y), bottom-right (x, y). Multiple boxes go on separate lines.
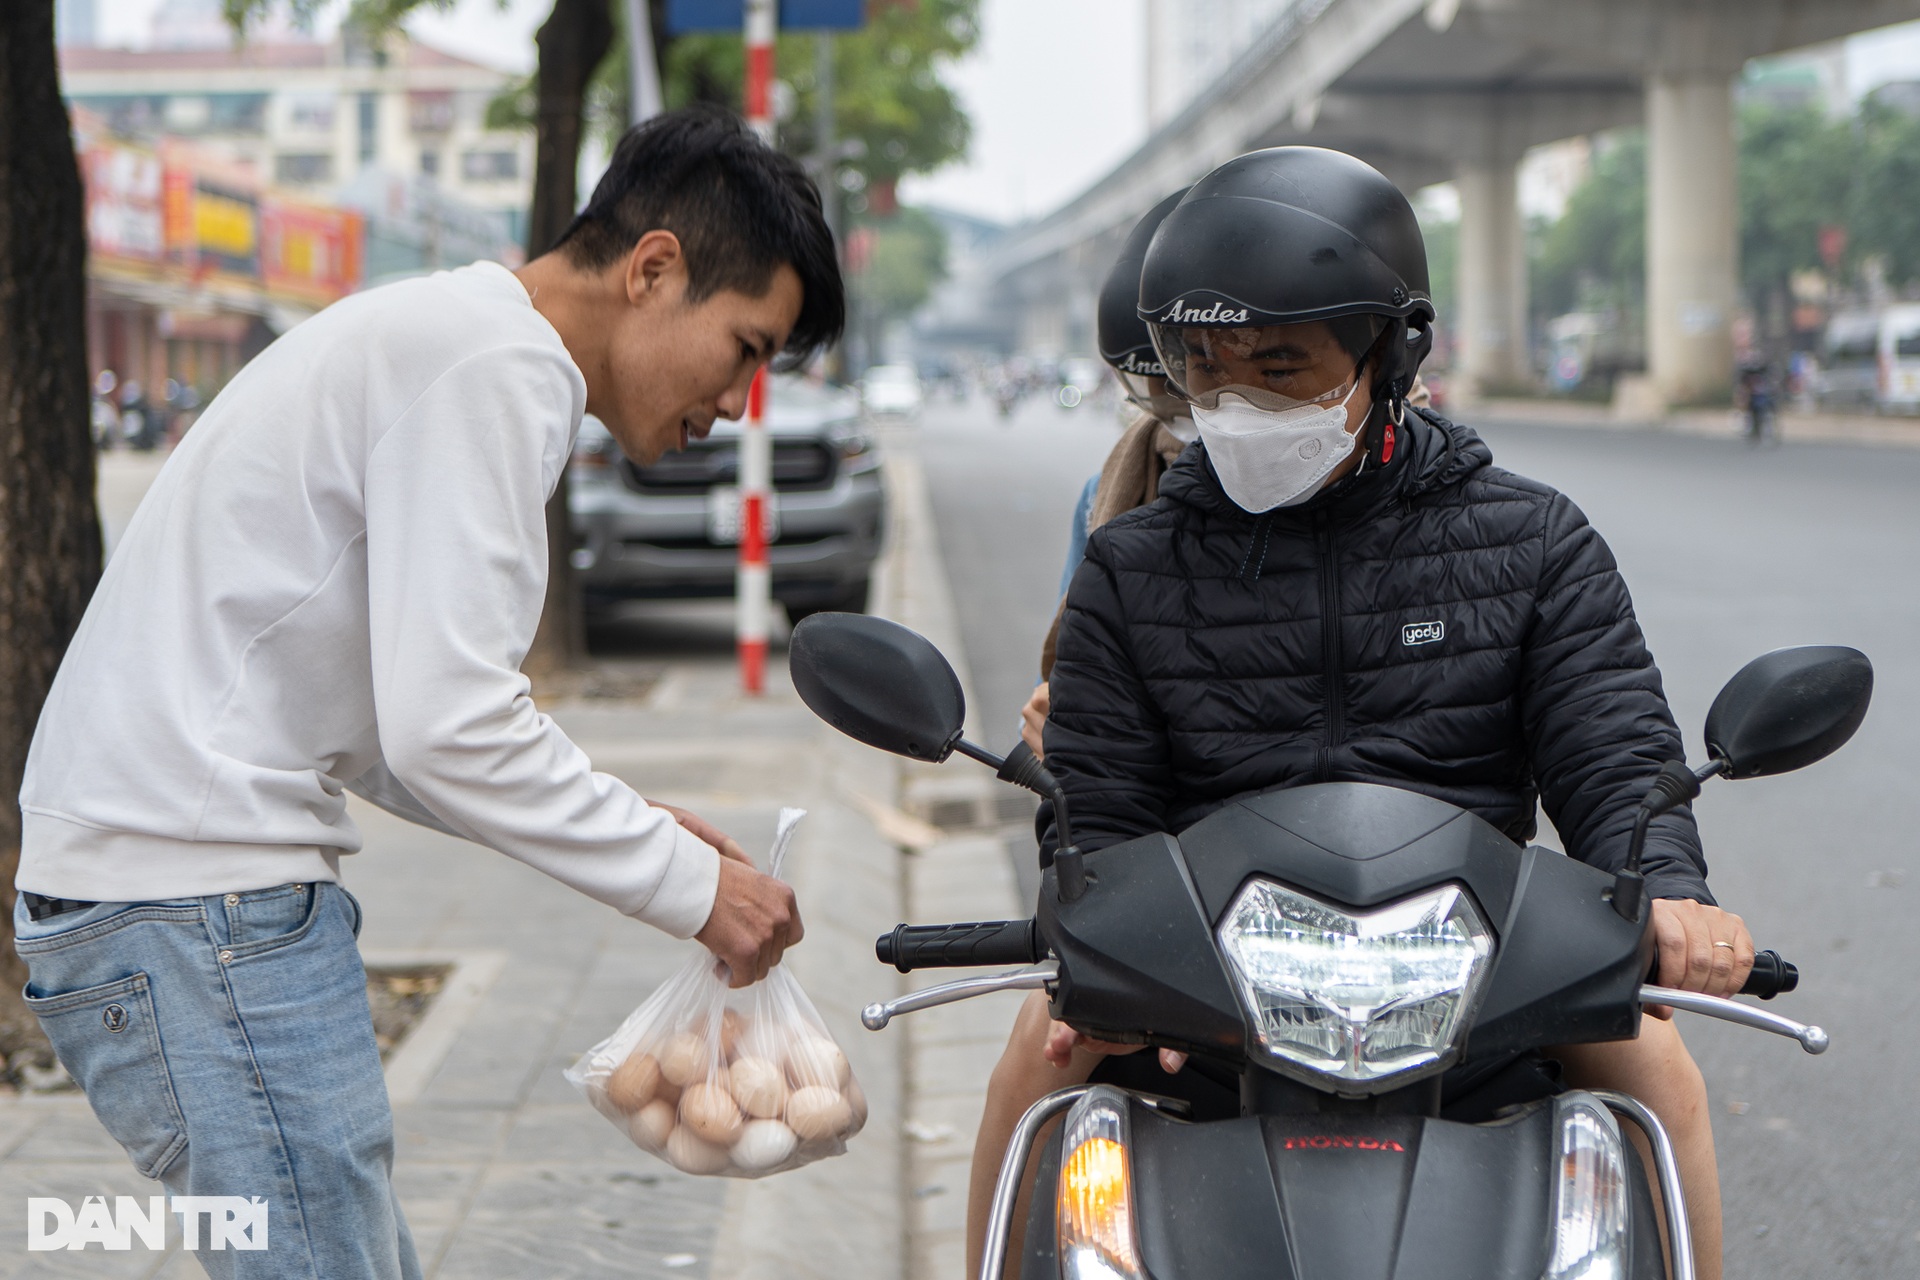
top-left (556, 106), bottom-right (844, 369)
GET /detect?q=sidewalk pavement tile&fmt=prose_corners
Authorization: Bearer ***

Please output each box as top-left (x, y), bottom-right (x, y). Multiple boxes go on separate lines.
top-left (429, 1161), bottom-right (725, 1280)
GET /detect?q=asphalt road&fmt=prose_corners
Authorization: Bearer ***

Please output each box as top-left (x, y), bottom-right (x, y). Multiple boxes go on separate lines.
top-left (917, 393), bottom-right (1920, 1279)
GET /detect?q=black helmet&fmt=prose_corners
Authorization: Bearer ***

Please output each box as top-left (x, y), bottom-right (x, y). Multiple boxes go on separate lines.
top-left (1139, 147), bottom-right (1435, 416)
top-left (1098, 187), bottom-right (1189, 379)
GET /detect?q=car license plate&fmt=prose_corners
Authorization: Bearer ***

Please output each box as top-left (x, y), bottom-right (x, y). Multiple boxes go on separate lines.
top-left (706, 485), bottom-right (781, 545)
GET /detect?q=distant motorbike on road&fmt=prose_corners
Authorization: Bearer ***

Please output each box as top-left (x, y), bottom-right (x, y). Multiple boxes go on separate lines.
top-left (790, 614), bottom-right (1869, 1280)
top-left (1740, 361), bottom-right (1778, 446)
top-left (992, 380), bottom-right (1023, 421)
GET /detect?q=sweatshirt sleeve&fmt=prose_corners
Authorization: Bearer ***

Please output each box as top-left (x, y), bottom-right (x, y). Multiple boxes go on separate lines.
top-left (361, 345), bottom-right (720, 938)
top-left (346, 762), bottom-right (464, 840)
top-left (1520, 492), bottom-right (1712, 904)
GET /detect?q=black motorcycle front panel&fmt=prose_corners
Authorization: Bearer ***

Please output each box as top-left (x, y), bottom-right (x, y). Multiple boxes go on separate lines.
top-left (1039, 835), bottom-right (1248, 1057)
top-left (1468, 845), bottom-right (1653, 1057)
top-left (1022, 1096), bottom-right (1663, 1279)
top-left (1136, 1105), bottom-right (1543, 1280)
top-left (1039, 784), bottom-right (1655, 1067)
top-left (1176, 783), bottom-right (1524, 925)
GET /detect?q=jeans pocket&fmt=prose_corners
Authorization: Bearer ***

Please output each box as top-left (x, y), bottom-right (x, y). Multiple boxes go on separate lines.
top-left (24, 973), bottom-right (189, 1179)
top-left (339, 885), bottom-right (364, 939)
top-left (222, 882), bottom-right (325, 961)
top-left (223, 882), bottom-right (317, 952)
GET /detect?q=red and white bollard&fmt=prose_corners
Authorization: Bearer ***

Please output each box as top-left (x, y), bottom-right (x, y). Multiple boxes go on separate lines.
top-left (736, 367), bottom-right (772, 693)
top-left (737, 0), bottom-right (777, 694)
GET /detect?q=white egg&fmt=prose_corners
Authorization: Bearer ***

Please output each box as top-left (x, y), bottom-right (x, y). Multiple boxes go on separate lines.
top-left (786, 1036), bottom-right (850, 1090)
top-left (785, 1085), bottom-right (853, 1141)
top-left (728, 1056), bottom-right (790, 1119)
top-left (627, 1099), bottom-right (675, 1151)
top-left (657, 1031), bottom-right (710, 1088)
top-left (666, 1124), bottom-right (730, 1175)
top-left (730, 1119), bottom-right (798, 1171)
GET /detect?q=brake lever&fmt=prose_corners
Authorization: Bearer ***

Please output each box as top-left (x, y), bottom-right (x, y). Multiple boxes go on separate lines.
top-left (862, 962), bottom-right (1059, 1030)
top-left (1640, 985), bottom-right (1829, 1054)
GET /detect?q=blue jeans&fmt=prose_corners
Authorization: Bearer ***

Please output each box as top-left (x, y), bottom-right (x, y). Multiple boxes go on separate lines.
top-left (14, 882), bottom-right (422, 1279)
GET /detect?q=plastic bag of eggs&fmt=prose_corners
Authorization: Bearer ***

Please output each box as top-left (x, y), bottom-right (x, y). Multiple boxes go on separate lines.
top-left (566, 811), bottom-right (860, 1178)
top-left (587, 1005), bottom-right (864, 1178)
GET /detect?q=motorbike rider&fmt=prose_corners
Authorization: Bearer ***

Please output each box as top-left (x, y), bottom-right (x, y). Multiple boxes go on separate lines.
top-left (1020, 189), bottom-right (1428, 757)
top-left (969, 147), bottom-right (1747, 1280)
top-left (1739, 355), bottom-right (1776, 446)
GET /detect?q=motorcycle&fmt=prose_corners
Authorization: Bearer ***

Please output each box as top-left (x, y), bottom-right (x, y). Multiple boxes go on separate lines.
top-left (993, 384), bottom-right (1023, 420)
top-left (788, 613), bottom-right (1871, 1280)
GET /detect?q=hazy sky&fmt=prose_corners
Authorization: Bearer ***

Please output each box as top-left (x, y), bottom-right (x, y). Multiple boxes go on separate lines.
top-left (90, 1), bottom-right (1920, 228)
top-left (896, 0), bottom-right (1145, 224)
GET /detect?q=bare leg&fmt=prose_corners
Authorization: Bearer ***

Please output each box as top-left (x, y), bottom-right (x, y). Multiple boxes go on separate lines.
top-left (1554, 1017), bottom-right (1721, 1280)
top-left (966, 992), bottom-right (1104, 1280)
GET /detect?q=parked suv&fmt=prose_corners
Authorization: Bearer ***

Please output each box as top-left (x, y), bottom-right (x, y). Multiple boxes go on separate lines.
top-left (859, 363), bottom-right (924, 421)
top-left (569, 375), bottom-right (885, 623)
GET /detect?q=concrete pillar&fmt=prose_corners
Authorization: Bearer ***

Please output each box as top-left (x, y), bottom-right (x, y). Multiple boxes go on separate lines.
top-left (1646, 72), bottom-right (1738, 407)
top-left (1454, 157), bottom-right (1529, 396)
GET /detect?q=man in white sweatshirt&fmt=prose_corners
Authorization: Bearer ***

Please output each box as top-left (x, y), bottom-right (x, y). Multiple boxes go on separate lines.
top-left (13, 108), bottom-right (839, 1279)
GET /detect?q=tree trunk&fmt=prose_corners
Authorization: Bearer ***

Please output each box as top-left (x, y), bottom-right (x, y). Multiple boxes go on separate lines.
top-left (0, 4), bottom-right (102, 1011)
top-left (523, 0), bottom-right (615, 682)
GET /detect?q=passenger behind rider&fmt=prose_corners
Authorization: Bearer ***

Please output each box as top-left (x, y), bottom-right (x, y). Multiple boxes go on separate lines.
top-left (970, 148), bottom-right (1745, 1280)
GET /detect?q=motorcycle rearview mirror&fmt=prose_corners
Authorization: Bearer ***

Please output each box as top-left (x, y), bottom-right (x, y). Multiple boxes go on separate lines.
top-left (789, 613), bottom-right (967, 763)
top-left (1612, 644), bottom-right (1873, 921)
top-left (1704, 645), bottom-right (1873, 780)
top-left (788, 613), bottom-right (1089, 901)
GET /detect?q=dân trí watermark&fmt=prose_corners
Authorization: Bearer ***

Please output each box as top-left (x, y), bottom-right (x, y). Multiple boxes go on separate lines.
top-left (27, 1195), bottom-right (268, 1251)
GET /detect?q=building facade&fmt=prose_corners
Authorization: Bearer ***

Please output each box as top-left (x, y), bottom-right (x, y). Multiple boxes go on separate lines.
top-left (59, 20), bottom-right (534, 427)
top-left (61, 31), bottom-right (533, 251)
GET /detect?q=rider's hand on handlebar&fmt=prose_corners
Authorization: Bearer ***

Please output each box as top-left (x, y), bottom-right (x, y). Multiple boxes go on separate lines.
top-left (1043, 1020), bottom-right (1187, 1075)
top-left (1020, 683), bottom-right (1050, 760)
top-left (1647, 898), bottom-right (1754, 1017)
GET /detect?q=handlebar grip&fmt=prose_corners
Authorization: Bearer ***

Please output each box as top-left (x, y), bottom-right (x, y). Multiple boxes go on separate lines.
top-left (876, 920), bottom-right (1040, 973)
top-left (1740, 950), bottom-right (1799, 999)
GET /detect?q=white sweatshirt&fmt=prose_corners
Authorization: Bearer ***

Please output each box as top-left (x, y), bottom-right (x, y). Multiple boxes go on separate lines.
top-left (18, 262), bottom-right (720, 938)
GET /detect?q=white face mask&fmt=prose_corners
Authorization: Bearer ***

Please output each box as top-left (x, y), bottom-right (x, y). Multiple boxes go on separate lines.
top-left (1193, 377), bottom-right (1363, 513)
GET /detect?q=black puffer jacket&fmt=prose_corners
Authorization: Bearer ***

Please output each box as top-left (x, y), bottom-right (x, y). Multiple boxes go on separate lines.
top-left (1044, 408), bottom-right (1711, 903)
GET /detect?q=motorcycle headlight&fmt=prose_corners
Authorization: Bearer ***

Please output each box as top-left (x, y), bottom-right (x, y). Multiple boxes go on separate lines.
top-left (1217, 880), bottom-right (1494, 1090)
top-left (1546, 1094), bottom-right (1632, 1280)
top-left (1056, 1087), bottom-right (1146, 1280)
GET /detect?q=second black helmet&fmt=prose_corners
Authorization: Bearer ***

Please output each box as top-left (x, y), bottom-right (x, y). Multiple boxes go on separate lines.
top-left (1098, 187), bottom-right (1190, 379)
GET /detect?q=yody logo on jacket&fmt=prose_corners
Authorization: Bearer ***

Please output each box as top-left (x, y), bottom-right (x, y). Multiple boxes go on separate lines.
top-left (1402, 620), bottom-right (1445, 646)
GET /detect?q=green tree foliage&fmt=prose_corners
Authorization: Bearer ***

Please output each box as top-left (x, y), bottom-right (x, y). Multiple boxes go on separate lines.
top-left (1531, 131), bottom-right (1646, 322)
top-left (660, 0), bottom-right (978, 193)
top-left (1850, 99), bottom-right (1920, 287)
top-left (223, 0), bottom-right (439, 34)
top-left (1739, 102), bottom-right (1857, 313)
top-left (1530, 99), bottom-right (1920, 338)
top-left (855, 205), bottom-right (946, 319)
